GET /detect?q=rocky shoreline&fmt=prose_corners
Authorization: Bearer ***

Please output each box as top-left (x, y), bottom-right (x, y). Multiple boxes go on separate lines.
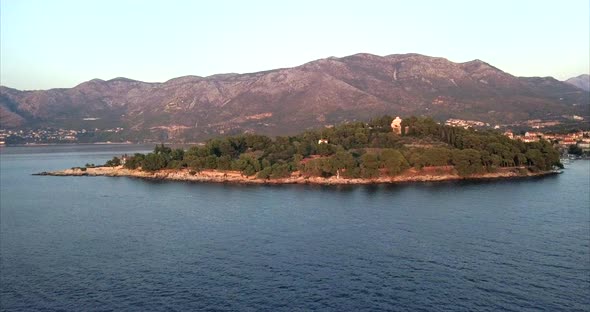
top-left (34, 166), bottom-right (560, 185)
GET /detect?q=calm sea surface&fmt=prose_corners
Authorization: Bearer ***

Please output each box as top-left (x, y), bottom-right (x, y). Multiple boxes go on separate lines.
top-left (1, 145), bottom-right (589, 311)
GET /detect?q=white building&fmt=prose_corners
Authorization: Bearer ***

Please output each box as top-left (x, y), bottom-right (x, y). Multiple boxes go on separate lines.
top-left (391, 117), bottom-right (402, 135)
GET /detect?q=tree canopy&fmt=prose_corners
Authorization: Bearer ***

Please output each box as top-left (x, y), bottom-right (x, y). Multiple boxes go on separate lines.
top-left (117, 116), bottom-right (562, 177)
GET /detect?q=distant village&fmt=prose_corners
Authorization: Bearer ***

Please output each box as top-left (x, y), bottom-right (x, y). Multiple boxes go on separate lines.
top-left (506, 129), bottom-right (590, 153)
top-left (0, 127), bottom-right (126, 145)
top-left (443, 117), bottom-right (590, 154)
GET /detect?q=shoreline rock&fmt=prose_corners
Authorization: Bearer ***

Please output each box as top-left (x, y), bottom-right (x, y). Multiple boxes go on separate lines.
top-left (34, 166), bottom-right (559, 185)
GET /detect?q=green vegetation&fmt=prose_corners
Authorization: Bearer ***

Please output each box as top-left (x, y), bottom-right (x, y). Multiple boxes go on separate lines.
top-left (567, 144), bottom-right (584, 156)
top-left (105, 156), bottom-right (121, 167)
top-left (117, 116), bottom-right (562, 178)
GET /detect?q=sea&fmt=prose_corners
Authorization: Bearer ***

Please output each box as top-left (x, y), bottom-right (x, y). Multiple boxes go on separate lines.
top-left (1, 144), bottom-right (589, 311)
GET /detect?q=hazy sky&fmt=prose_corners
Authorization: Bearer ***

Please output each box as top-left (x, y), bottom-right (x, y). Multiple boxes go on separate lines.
top-left (1, 0), bottom-right (589, 90)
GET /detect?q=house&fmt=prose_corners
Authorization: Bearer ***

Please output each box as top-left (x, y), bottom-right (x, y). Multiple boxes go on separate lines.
top-left (318, 139), bottom-right (329, 144)
top-left (560, 139), bottom-right (577, 146)
top-left (577, 141), bottom-right (590, 151)
top-left (391, 116), bottom-right (402, 135)
top-left (522, 136), bottom-right (540, 143)
top-left (525, 131), bottom-right (543, 138)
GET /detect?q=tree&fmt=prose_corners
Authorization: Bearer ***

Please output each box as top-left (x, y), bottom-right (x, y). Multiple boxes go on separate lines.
top-left (539, 140), bottom-right (561, 169)
top-left (370, 132), bottom-right (401, 148)
top-left (420, 147), bottom-right (452, 166)
top-left (256, 167), bottom-right (272, 179)
top-left (300, 158), bottom-right (334, 177)
top-left (235, 154), bottom-right (261, 176)
top-left (369, 115), bottom-right (393, 130)
top-left (317, 142), bottom-right (335, 156)
top-left (270, 163), bottom-right (291, 179)
top-left (189, 158), bottom-right (206, 172)
top-left (402, 116), bottom-right (440, 137)
top-left (245, 134), bottom-right (272, 150)
top-left (461, 135), bottom-right (483, 150)
top-left (360, 153), bottom-right (380, 178)
top-left (452, 149), bottom-right (484, 176)
top-left (154, 144), bottom-right (172, 155)
top-left (525, 149), bottom-right (546, 171)
top-left (568, 144), bottom-right (583, 156)
top-left (353, 130), bottom-right (369, 147)
top-left (170, 148), bottom-right (185, 161)
top-left (142, 153), bottom-right (167, 171)
top-left (486, 142), bottom-right (514, 166)
top-left (379, 149), bottom-right (409, 175)
top-left (124, 153), bottom-right (145, 169)
top-left (204, 155), bottom-right (218, 169)
top-left (331, 151), bottom-right (357, 171)
top-left (105, 156), bottom-right (121, 167)
top-left (217, 155), bottom-right (232, 170)
top-left (514, 153), bottom-right (527, 167)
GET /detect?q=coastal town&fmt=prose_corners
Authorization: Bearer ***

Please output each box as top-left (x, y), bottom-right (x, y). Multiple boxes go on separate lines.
top-left (0, 127), bottom-right (127, 145)
top-left (443, 117), bottom-right (590, 155)
top-left (503, 129), bottom-right (590, 152)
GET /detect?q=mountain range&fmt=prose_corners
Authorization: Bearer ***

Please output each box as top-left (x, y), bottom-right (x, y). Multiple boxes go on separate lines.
top-left (1, 53), bottom-right (588, 140)
top-left (566, 74), bottom-right (590, 91)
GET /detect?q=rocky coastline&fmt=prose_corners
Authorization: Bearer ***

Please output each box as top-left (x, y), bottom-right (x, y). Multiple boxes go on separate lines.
top-left (34, 166), bottom-right (560, 185)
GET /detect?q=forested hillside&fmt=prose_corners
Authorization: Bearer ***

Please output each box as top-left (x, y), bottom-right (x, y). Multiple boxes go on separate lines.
top-left (109, 116), bottom-right (561, 179)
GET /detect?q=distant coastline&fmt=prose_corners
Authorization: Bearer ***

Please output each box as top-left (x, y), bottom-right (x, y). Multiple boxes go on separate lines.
top-left (0, 142), bottom-right (201, 147)
top-left (1, 142), bottom-right (136, 147)
top-left (35, 166), bottom-right (559, 185)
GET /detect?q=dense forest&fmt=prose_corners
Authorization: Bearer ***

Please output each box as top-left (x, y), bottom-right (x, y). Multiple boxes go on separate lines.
top-left (105, 116), bottom-right (562, 179)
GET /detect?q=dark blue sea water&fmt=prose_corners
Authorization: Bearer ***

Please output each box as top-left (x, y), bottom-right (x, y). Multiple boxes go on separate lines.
top-left (1, 145), bottom-right (589, 311)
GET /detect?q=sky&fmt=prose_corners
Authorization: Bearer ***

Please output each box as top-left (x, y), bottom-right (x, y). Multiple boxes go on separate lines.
top-left (1, 0), bottom-right (589, 90)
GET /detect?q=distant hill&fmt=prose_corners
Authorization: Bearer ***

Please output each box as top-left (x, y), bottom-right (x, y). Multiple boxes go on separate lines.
top-left (565, 74), bottom-right (590, 91)
top-left (1, 53), bottom-right (588, 140)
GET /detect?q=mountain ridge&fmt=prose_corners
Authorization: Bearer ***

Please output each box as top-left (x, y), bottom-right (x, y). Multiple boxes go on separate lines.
top-left (565, 74), bottom-right (590, 91)
top-left (1, 53), bottom-right (588, 140)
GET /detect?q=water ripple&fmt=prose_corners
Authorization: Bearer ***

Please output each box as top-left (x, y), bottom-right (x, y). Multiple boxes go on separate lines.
top-left (1, 150), bottom-right (589, 311)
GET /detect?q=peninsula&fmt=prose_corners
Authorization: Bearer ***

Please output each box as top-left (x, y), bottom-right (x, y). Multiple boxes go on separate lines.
top-left (39, 116), bottom-right (563, 184)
